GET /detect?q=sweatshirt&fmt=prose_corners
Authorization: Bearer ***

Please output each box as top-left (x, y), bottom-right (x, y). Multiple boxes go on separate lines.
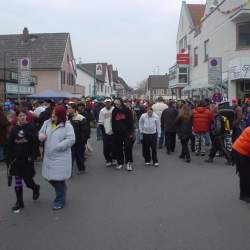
top-left (112, 106), bottom-right (134, 135)
top-left (98, 106), bottom-right (114, 135)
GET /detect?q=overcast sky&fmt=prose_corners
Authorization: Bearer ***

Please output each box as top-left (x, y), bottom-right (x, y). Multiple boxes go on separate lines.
top-left (1, 0), bottom-right (205, 87)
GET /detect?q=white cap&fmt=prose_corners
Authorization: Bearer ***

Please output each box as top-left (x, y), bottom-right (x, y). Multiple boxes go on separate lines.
top-left (104, 98), bottom-right (112, 103)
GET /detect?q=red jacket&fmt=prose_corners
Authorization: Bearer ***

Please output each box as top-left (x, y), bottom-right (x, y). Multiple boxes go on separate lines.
top-left (192, 107), bottom-right (213, 133)
top-left (233, 127), bottom-right (250, 157)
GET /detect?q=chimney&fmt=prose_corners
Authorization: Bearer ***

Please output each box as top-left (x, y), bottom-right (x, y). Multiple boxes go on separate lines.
top-left (22, 27), bottom-right (29, 42)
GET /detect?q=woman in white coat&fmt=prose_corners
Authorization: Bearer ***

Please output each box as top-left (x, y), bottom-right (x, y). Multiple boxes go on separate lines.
top-left (39, 105), bottom-right (75, 210)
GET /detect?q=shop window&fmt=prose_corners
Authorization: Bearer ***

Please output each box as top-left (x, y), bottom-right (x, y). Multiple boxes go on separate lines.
top-left (237, 22), bottom-right (250, 49)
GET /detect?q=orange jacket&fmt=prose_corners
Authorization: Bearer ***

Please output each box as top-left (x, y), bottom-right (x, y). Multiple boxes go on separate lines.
top-left (233, 127), bottom-right (250, 157)
top-left (192, 107), bottom-right (213, 133)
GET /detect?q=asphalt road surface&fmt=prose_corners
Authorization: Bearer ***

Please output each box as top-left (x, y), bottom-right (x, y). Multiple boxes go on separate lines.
top-left (0, 136), bottom-right (250, 250)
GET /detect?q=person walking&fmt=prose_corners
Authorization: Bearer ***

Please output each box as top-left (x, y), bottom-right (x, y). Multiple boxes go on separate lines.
top-left (205, 107), bottom-right (232, 164)
top-left (192, 100), bottom-right (213, 156)
top-left (232, 97), bottom-right (243, 142)
top-left (98, 98), bottom-right (115, 167)
top-left (39, 105), bottom-right (75, 210)
top-left (68, 103), bottom-right (90, 174)
top-left (161, 101), bottom-right (178, 154)
top-left (152, 97), bottom-right (168, 149)
top-left (0, 106), bottom-right (10, 161)
top-left (232, 127), bottom-right (250, 203)
top-left (112, 98), bottom-right (134, 171)
top-left (6, 110), bottom-right (40, 213)
top-left (175, 104), bottom-right (192, 163)
top-left (139, 107), bottom-right (161, 167)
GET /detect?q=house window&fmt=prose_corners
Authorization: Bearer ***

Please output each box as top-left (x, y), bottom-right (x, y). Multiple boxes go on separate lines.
top-left (178, 67), bottom-right (188, 83)
top-left (204, 40), bottom-right (209, 61)
top-left (194, 47), bottom-right (198, 66)
top-left (61, 71), bottom-right (65, 84)
top-left (237, 22), bottom-right (250, 49)
top-left (179, 36), bottom-right (187, 52)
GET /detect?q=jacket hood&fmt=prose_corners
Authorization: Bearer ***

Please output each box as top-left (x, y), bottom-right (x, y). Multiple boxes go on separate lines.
top-left (196, 107), bottom-right (207, 113)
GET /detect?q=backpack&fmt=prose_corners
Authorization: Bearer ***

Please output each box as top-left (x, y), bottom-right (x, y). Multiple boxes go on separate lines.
top-left (212, 115), bottom-right (229, 136)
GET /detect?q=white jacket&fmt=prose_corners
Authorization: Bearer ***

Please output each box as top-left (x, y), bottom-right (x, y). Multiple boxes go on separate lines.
top-left (152, 102), bottom-right (168, 118)
top-left (139, 113), bottom-right (161, 138)
top-left (98, 107), bottom-right (114, 135)
top-left (39, 119), bottom-right (75, 181)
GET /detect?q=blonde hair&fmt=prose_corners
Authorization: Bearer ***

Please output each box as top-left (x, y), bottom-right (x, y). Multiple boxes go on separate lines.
top-left (180, 104), bottom-right (191, 120)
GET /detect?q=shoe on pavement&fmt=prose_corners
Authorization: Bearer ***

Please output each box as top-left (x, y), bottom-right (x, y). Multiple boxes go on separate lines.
top-left (33, 185), bottom-right (40, 201)
top-left (145, 162), bottom-right (151, 167)
top-left (106, 162), bottom-right (112, 167)
top-left (116, 165), bottom-right (123, 170)
top-left (12, 202), bottom-right (24, 214)
top-left (205, 158), bottom-right (213, 163)
top-left (111, 160), bottom-right (117, 166)
top-left (186, 159), bottom-right (191, 163)
top-left (126, 163), bottom-right (133, 171)
top-left (53, 205), bottom-right (64, 211)
top-left (154, 163), bottom-right (159, 167)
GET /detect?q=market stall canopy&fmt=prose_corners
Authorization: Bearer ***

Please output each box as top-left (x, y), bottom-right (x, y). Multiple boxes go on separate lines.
top-left (27, 89), bottom-right (75, 99)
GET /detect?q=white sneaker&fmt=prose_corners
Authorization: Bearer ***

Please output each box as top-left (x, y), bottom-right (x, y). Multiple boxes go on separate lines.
top-left (126, 163), bottom-right (133, 171)
top-left (116, 164), bottom-right (123, 170)
top-left (106, 162), bottom-right (112, 167)
top-left (154, 162), bottom-right (159, 167)
top-left (145, 162), bottom-right (151, 167)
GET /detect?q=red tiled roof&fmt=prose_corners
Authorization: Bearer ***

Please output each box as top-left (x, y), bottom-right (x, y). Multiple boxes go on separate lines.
top-left (187, 4), bottom-right (205, 27)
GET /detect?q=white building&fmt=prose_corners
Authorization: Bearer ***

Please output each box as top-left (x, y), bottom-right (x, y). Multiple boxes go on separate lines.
top-left (78, 63), bottom-right (114, 97)
top-left (170, 0), bottom-right (250, 101)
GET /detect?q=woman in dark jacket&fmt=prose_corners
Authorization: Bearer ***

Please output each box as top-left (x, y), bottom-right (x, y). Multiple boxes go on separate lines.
top-left (0, 106), bottom-right (10, 161)
top-left (175, 104), bottom-right (192, 163)
top-left (6, 110), bottom-right (40, 213)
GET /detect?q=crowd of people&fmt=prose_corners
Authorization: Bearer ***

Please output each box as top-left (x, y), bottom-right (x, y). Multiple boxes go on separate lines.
top-left (0, 95), bottom-right (250, 213)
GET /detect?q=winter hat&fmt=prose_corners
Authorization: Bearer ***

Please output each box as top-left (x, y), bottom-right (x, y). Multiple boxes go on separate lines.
top-left (53, 105), bottom-right (67, 124)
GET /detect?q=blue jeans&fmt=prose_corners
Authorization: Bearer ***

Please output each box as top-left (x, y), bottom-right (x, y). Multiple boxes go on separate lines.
top-left (96, 126), bottom-right (102, 140)
top-left (159, 129), bottom-right (165, 147)
top-left (49, 180), bottom-right (67, 207)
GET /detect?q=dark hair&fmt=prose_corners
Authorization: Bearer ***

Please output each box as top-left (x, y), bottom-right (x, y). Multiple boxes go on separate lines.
top-left (69, 103), bottom-right (78, 111)
top-left (16, 109), bottom-right (27, 116)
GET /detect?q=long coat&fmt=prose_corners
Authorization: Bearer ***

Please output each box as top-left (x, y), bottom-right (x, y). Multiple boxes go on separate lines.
top-left (39, 120), bottom-right (75, 181)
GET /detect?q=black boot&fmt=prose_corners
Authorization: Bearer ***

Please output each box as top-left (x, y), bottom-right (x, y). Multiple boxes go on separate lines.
top-left (33, 185), bottom-right (40, 201)
top-left (12, 187), bottom-right (24, 213)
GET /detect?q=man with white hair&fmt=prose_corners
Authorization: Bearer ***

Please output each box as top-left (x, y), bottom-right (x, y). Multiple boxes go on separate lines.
top-left (98, 98), bottom-right (115, 167)
top-left (152, 97), bottom-right (168, 148)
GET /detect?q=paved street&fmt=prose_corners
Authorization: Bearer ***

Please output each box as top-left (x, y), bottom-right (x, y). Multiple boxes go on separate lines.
top-left (0, 135), bottom-right (250, 250)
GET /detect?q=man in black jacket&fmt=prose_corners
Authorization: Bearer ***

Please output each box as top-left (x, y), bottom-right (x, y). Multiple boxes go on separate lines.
top-left (68, 103), bottom-right (90, 173)
top-left (112, 98), bottom-right (134, 171)
top-left (161, 101), bottom-right (178, 154)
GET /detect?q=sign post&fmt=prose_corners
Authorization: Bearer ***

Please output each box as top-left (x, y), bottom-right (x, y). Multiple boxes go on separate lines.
top-left (18, 57), bottom-right (31, 101)
top-left (208, 57), bottom-right (222, 91)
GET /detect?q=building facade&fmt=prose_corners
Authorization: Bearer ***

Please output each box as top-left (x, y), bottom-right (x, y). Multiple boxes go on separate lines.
top-left (171, 0), bottom-right (250, 101)
top-left (146, 75), bottom-right (171, 101)
top-left (0, 28), bottom-right (84, 100)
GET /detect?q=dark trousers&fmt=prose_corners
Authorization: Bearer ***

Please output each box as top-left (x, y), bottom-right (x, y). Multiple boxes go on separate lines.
top-left (114, 134), bottom-right (134, 165)
top-left (190, 134), bottom-right (195, 152)
top-left (180, 137), bottom-right (191, 160)
top-left (165, 132), bottom-right (176, 153)
top-left (233, 151), bottom-right (250, 198)
top-left (15, 175), bottom-right (37, 190)
top-left (49, 180), bottom-right (67, 207)
top-left (72, 143), bottom-right (85, 171)
top-left (142, 133), bottom-right (158, 163)
top-left (103, 134), bottom-right (114, 163)
top-left (232, 127), bottom-right (242, 143)
top-left (209, 136), bottom-right (231, 161)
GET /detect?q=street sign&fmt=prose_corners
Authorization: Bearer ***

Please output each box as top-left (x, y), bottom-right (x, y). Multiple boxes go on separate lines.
top-left (208, 57), bottom-right (222, 85)
top-left (18, 57), bottom-right (31, 85)
top-left (176, 53), bottom-right (190, 65)
top-left (6, 82), bottom-right (34, 95)
top-left (96, 64), bottom-right (103, 75)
